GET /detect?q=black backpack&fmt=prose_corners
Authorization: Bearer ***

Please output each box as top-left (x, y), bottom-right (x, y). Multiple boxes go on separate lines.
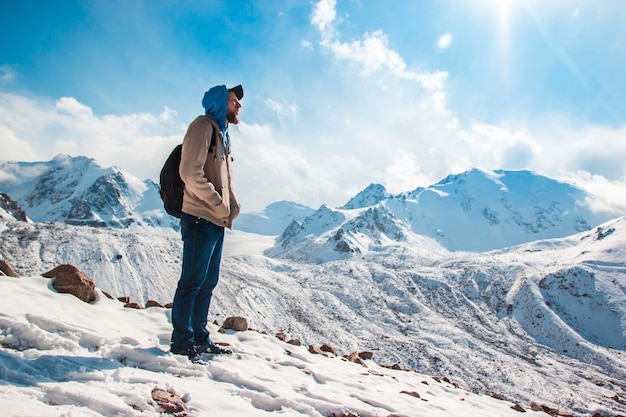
top-left (159, 124), bottom-right (218, 218)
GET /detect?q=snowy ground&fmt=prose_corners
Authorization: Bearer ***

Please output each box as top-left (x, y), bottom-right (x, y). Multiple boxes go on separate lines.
top-left (1, 275), bottom-right (530, 417)
top-left (1, 216), bottom-right (625, 416)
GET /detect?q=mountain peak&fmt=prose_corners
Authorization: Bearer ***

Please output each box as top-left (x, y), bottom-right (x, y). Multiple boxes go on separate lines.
top-left (340, 183), bottom-right (390, 210)
top-left (270, 168), bottom-right (621, 257)
top-left (0, 155), bottom-right (177, 230)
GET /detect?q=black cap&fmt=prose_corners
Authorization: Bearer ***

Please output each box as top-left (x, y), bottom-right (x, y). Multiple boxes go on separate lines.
top-left (228, 85), bottom-right (244, 100)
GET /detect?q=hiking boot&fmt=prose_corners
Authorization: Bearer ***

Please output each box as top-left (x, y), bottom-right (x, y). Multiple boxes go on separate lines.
top-left (171, 346), bottom-right (202, 362)
top-left (195, 341), bottom-right (232, 355)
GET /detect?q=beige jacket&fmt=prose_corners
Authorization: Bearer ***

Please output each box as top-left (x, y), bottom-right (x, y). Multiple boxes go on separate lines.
top-left (179, 115), bottom-right (240, 228)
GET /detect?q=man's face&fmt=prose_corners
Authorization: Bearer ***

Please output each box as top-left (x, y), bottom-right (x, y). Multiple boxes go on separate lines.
top-left (226, 92), bottom-right (241, 125)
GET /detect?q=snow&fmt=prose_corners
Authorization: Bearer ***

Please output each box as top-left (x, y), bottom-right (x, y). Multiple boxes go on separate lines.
top-left (1, 275), bottom-right (528, 417)
top-left (2, 159), bottom-right (626, 415)
top-left (1, 214), bottom-right (626, 415)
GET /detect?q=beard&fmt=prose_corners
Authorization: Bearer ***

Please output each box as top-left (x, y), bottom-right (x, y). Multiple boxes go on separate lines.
top-left (227, 109), bottom-right (239, 124)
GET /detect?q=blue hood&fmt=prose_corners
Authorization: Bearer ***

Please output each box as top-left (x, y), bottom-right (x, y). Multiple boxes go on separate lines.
top-left (201, 85), bottom-right (228, 131)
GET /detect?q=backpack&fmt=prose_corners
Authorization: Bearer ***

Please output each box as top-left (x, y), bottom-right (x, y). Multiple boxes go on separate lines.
top-left (159, 123), bottom-right (218, 218)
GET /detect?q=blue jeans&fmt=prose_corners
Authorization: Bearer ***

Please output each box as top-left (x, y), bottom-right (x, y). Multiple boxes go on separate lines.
top-left (170, 213), bottom-right (224, 351)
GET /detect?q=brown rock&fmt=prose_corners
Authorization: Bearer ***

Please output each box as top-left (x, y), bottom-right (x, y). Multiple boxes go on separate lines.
top-left (511, 403), bottom-right (526, 412)
top-left (124, 302), bottom-right (142, 309)
top-left (541, 405), bottom-right (559, 416)
top-left (146, 300), bottom-right (164, 308)
top-left (400, 390), bottom-right (421, 398)
top-left (343, 351), bottom-right (366, 367)
top-left (0, 260), bottom-right (19, 277)
top-left (151, 388), bottom-right (188, 416)
top-left (42, 264), bottom-right (96, 303)
top-left (118, 296), bottom-right (130, 303)
top-left (358, 351), bottom-right (373, 360)
top-left (286, 338), bottom-right (301, 346)
top-left (320, 343), bottom-right (337, 356)
top-left (308, 345), bottom-right (328, 357)
top-left (221, 316), bottom-right (248, 332)
top-left (275, 332), bottom-right (286, 341)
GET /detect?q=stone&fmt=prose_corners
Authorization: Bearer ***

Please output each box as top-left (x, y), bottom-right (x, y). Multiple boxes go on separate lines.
top-left (146, 300), bottom-right (164, 308)
top-left (308, 345), bottom-right (328, 357)
top-left (358, 351), bottom-right (373, 360)
top-left (151, 388), bottom-right (188, 416)
top-left (320, 343), bottom-right (337, 356)
top-left (221, 316), bottom-right (248, 332)
top-left (0, 260), bottom-right (19, 277)
top-left (42, 264), bottom-right (96, 303)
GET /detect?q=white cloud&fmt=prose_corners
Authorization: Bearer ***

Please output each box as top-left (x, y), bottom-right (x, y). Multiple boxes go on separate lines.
top-left (382, 152), bottom-right (431, 193)
top-left (264, 98), bottom-right (299, 128)
top-left (0, 92), bottom-right (186, 183)
top-left (311, 1), bottom-right (447, 91)
top-left (311, 0), bottom-right (337, 35)
top-left (56, 96), bottom-right (93, 117)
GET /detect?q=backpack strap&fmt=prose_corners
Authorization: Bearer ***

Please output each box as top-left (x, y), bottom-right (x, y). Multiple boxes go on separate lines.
top-left (206, 116), bottom-right (219, 154)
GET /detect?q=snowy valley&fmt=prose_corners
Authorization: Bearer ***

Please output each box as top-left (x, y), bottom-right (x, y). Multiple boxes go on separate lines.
top-left (1, 155), bottom-right (626, 416)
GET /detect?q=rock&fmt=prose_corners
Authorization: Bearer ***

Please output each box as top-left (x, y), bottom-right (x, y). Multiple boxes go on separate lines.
top-left (0, 260), bottom-right (19, 277)
top-left (343, 351), bottom-right (366, 367)
top-left (358, 351), bottom-right (373, 360)
top-left (286, 338), bottom-right (301, 346)
top-left (221, 316), bottom-right (248, 332)
top-left (0, 192), bottom-right (28, 222)
top-left (275, 332), bottom-right (286, 341)
top-left (511, 403), bottom-right (526, 412)
top-left (400, 390), bottom-right (421, 398)
top-left (124, 302), bottom-right (142, 309)
top-left (308, 345), bottom-right (328, 357)
top-left (42, 264), bottom-right (96, 303)
top-left (320, 343), bottom-right (337, 356)
top-left (151, 388), bottom-right (188, 416)
top-left (146, 300), bottom-right (164, 308)
top-left (101, 291), bottom-right (114, 299)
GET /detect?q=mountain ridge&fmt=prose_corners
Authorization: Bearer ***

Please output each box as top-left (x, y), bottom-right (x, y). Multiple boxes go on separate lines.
top-left (1, 155), bottom-right (621, 255)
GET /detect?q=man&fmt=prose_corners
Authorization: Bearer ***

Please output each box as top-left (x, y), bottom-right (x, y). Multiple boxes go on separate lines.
top-left (170, 84), bottom-right (243, 361)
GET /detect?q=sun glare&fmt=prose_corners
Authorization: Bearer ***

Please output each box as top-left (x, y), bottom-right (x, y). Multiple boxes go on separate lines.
top-left (496, 0), bottom-right (516, 45)
top-left (436, 33), bottom-right (453, 52)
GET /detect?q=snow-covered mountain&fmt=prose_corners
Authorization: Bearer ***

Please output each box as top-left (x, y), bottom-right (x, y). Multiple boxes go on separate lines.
top-left (0, 155), bottom-right (177, 228)
top-left (236, 201), bottom-right (316, 236)
top-left (1, 156), bottom-right (620, 255)
top-left (270, 168), bottom-right (619, 262)
top-left (1, 206), bottom-right (625, 415)
top-left (2, 155), bottom-right (626, 415)
top-left (0, 154), bottom-right (178, 230)
top-left (0, 154), bottom-right (312, 235)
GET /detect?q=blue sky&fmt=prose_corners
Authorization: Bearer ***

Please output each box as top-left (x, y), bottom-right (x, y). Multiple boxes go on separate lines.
top-left (1, 0), bottom-right (626, 213)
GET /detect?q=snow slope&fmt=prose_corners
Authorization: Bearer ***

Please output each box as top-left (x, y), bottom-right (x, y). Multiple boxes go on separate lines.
top-left (1, 275), bottom-right (537, 417)
top-left (1, 212), bottom-right (625, 415)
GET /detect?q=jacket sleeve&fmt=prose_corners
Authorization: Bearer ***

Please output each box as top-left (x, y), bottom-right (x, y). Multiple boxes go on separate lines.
top-left (179, 119), bottom-right (223, 207)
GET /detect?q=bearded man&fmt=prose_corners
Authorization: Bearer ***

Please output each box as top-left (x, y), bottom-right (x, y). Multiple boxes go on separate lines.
top-left (170, 84), bottom-right (243, 362)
